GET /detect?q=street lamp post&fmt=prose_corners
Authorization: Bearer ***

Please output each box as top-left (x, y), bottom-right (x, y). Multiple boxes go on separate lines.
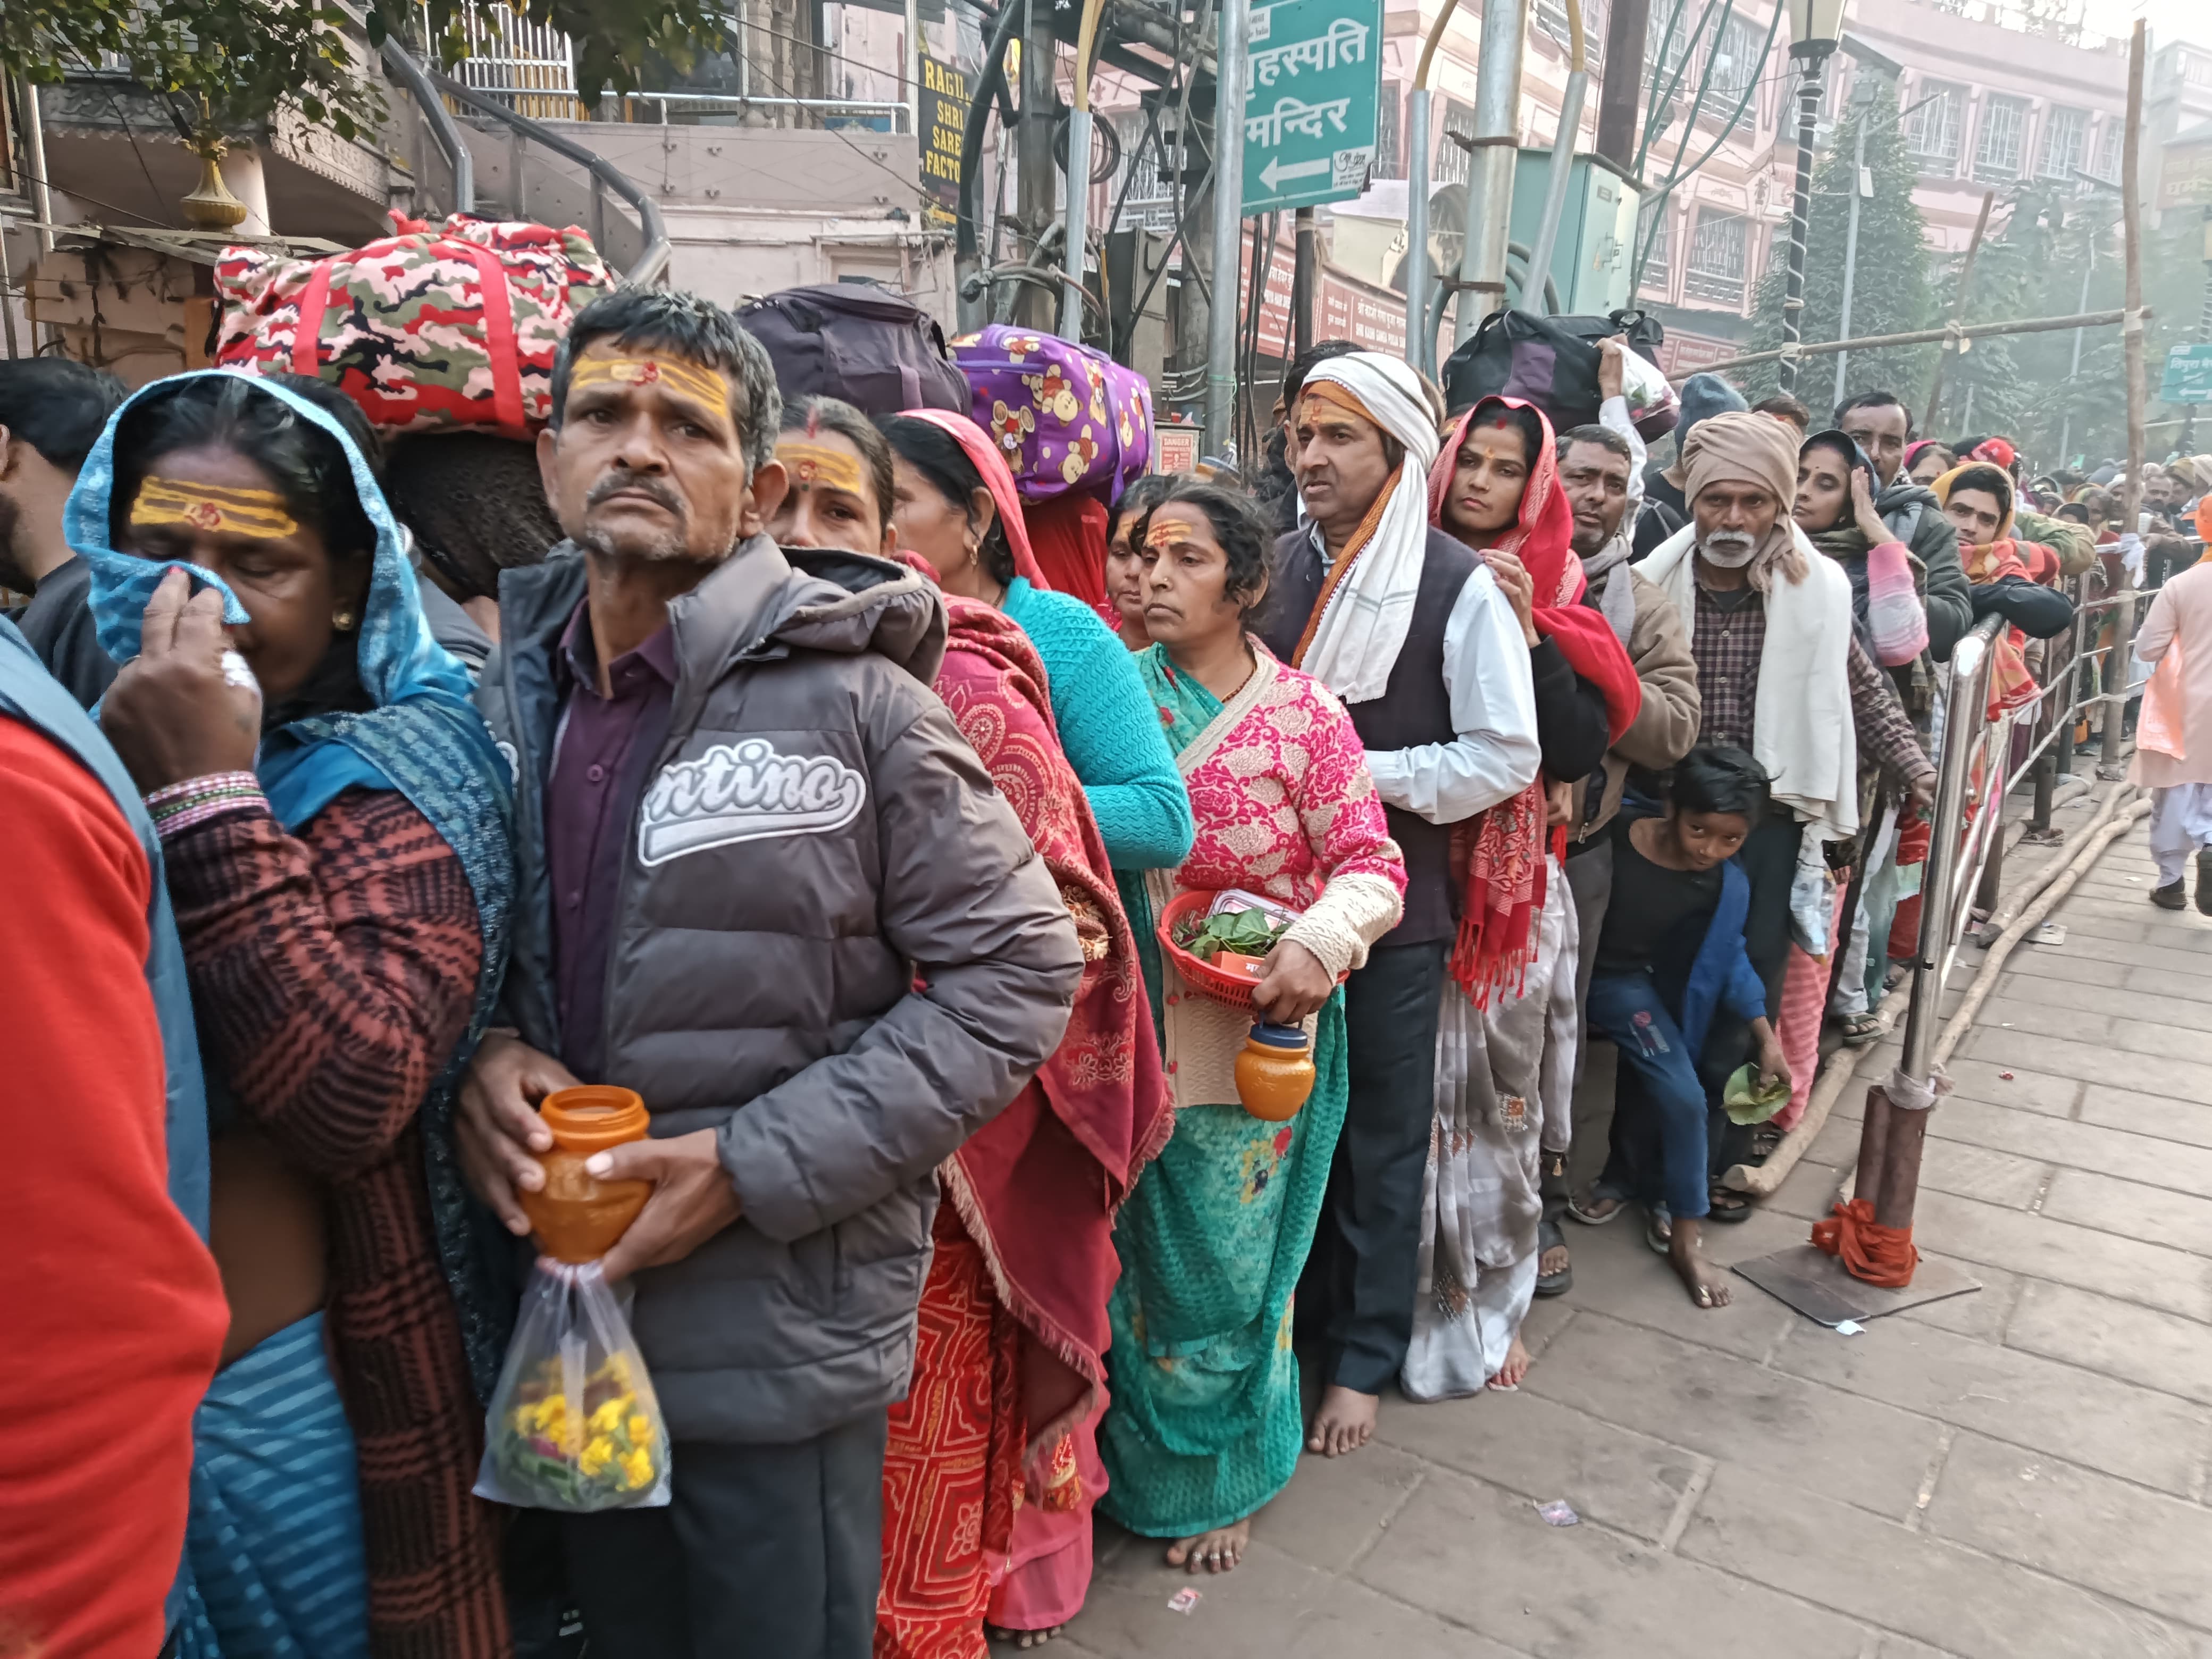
top-left (1779, 0), bottom-right (1847, 396)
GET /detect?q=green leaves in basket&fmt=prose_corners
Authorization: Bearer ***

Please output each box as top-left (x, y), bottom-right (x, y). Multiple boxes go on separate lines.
top-left (1174, 906), bottom-right (1289, 962)
top-left (1722, 1063), bottom-right (1792, 1125)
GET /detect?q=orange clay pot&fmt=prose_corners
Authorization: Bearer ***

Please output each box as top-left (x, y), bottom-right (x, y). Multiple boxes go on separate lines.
top-left (520, 1086), bottom-right (652, 1264)
top-left (1235, 1023), bottom-right (1316, 1122)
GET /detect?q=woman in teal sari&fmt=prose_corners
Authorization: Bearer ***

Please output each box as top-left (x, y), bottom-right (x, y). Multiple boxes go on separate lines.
top-left (1102, 481), bottom-right (1405, 1573)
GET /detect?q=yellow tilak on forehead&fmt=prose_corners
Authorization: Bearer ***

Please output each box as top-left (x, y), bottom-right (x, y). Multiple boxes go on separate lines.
top-left (776, 440), bottom-right (867, 496)
top-left (1299, 381), bottom-right (1378, 430)
top-left (1145, 517), bottom-right (1199, 549)
top-left (569, 351), bottom-right (732, 414)
top-left (130, 475), bottom-right (299, 540)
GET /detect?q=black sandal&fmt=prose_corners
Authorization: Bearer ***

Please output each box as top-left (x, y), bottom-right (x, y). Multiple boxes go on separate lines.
top-left (1535, 1218), bottom-right (1572, 1297)
top-left (1706, 1188), bottom-right (1755, 1223)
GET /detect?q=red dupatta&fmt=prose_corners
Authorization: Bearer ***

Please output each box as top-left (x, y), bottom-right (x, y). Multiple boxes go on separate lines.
top-left (1427, 395), bottom-right (1643, 1004)
top-left (899, 407), bottom-right (1053, 590)
top-left (908, 562), bottom-right (1173, 1391)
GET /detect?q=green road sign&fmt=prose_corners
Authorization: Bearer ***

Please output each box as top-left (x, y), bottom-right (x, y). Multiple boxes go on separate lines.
top-left (2161, 342), bottom-right (2212, 405)
top-left (1241, 0), bottom-right (1381, 215)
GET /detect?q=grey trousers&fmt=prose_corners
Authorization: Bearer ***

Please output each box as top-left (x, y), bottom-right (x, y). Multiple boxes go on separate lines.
top-left (1561, 837), bottom-right (1615, 1196)
top-left (560, 1409), bottom-right (888, 1659)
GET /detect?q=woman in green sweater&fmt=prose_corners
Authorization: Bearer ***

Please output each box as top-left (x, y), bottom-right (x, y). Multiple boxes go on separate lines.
top-left (881, 412), bottom-right (1195, 876)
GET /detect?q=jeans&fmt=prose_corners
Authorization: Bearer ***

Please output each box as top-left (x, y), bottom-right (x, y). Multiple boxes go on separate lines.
top-left (1585, 970), bottom-right (1711, 1221)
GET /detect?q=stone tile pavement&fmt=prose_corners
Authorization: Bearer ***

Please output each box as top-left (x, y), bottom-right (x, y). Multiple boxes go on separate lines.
top-left (1058, 809), bottom-right (2212, 1659)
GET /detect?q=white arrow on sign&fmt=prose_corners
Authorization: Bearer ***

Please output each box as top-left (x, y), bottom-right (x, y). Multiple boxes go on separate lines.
top-left (1260, 155), bottom-right (1331, 192)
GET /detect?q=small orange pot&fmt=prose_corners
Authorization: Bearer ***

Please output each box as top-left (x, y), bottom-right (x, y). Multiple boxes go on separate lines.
top-left (520, 1086), bottom-right (652, 1264)
top-left (1235, 1023), bottom-right (1316, 1122)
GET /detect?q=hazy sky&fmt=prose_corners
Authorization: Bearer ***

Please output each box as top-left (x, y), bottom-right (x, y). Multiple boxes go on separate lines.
top-left (2080, 0), bottom-right (2205, 49)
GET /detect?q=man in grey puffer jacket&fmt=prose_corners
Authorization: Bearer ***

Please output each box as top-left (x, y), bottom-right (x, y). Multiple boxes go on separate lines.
top-left (456, 289), bottom-right (1083, 1657)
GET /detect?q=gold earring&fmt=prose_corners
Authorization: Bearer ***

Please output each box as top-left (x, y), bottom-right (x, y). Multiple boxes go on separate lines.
top-left (333, 607), bottom-right (357, 632)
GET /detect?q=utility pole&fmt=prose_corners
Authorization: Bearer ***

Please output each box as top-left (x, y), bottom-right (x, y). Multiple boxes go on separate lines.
top-left (1593, 0), bottom-right (1650, 168)
top-left (1293, 205), bottom-right (1317, 356)
top-left (1204, 0), bottom-right (1248, 457)
top-left (1016, 0), bottom-right (1059, 329)
top-left (1922, 188), bottom-right (1995, 436)
top-left (1454, 0), bottom-right (1526, 347)
top-left (2057, 231), bottom-right (2098, 465)
top-left (1402, 0), bottom-right (1465, 379)
top-left (2103, 17), bottom-right (2147, 775)
top-left (1833, 86), bottom-right (1872, 408)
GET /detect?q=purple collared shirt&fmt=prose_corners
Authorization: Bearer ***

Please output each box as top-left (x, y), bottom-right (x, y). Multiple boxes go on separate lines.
top-left (547, 598), bottom-right (678, 1082)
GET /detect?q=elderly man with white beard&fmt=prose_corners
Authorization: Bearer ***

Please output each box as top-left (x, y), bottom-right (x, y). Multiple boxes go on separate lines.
top-left (1576, 412), bottom-right (1933, 1231)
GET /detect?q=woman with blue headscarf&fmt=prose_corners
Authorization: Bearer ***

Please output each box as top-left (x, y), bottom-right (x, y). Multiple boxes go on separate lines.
top-left (78, 370), bottom-right (514, 1658)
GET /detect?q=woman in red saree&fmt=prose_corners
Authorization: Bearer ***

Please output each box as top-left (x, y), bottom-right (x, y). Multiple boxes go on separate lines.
top-left (1405, 395), bottom-right (1639, 1394)
top-left (766, 397), bottom-right (1171, 1656)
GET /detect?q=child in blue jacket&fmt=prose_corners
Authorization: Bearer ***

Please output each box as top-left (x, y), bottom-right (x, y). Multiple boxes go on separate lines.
top-left (1570, 745), bottom-right (1790, 1309)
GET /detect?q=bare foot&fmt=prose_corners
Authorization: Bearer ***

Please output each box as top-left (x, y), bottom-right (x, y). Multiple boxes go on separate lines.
top-left (1306, 1384), bottom-right (1378, 1456)
top-left (1567, 1188), bottom-right (1627, 1224)
top-left (1165, 1517), bottom-right (1251, 1573)
top-left (1486, 1332), bottom-right (1530, 1390)
top-left (987, 1626), bottom-right (1063, 1648)
top-left (1669, 1217), bottom-right (1732, 1310)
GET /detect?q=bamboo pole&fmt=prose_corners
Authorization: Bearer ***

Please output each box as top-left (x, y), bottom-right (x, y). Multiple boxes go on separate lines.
top-left (1666, 307), bottom-right (2150, 383)
top-left (1922, 188), bottom-right (1997, 435)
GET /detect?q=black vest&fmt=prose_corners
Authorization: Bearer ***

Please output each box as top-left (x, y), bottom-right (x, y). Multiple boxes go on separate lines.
top-left (1259, 525), bottom-right (1479, 945)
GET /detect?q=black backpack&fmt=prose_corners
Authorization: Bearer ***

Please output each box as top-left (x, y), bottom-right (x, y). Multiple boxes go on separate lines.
top-left (1442, 307), bottom-right (1670, 438)
top-left (735, 283), bottom-right (969, 418)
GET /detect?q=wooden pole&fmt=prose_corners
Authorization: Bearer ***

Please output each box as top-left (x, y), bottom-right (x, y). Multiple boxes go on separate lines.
top-left (2120, 19), bottom-right (2148, 537)
top-left (1668, 307), bottom-right (2149, 383)
top-left (1922, 189), bottom-right (1997, 437)
top-left (2103, 19), bottom-right (2149, 774)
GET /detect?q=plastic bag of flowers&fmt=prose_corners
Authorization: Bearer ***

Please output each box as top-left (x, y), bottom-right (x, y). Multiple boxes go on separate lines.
top-left (473, 1259), bottom-right (673, 1511)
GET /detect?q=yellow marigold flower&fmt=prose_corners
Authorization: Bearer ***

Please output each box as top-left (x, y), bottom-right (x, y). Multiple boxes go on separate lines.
top-left (579, 1436), bottom-right (615, 1478)
top-left (621, 1446), bottom-right (655, 1490)
top-left (588, 1397), bottom-right (627, 1435)
top-left (627, 1414), bottom-right (653, 1444)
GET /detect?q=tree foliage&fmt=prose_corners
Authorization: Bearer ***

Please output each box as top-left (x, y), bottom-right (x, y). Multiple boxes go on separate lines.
top-left (1, 0), bottom-right (727, 154)
top-left (1741, 81), bottom-right (1937, 410)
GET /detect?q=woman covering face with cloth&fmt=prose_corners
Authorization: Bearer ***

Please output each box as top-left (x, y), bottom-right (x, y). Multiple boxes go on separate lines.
top-left (72, 368), bottom-right (514, 1657)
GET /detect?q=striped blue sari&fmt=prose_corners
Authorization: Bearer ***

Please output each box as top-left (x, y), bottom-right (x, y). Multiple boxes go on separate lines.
top-left (177, 1313), bottom-right (370, 1658)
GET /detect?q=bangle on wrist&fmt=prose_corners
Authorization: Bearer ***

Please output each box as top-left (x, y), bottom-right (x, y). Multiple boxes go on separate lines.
top-left (145, 770), bottom-right (266, 839)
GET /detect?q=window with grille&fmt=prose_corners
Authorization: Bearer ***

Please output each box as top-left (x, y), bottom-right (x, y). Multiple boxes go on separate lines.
top-left (1115, 113), bottom-right (1177, 233)
top-left (1535, 0), bottom-right (1607, 74)
top-left (1903, 80), bottom-right (1965, 166)
top-left (1974, 95), bottom-right (2027, 181)
top-left (2090, 117), bottom-right (2122, 183)
top-left (1637, 196), bottom-right (1673, 290)
top-left (1434, 97), bottom-right (1478, 188)
top-left (1683, 210), bottom-right (1746, 305)
top-left (1706, 14), bottom-right (1763, 106)
top-left (1646, 0), bottom-right (1697, 78)
top-left (1375, 80), bottom-right (1402, 178)
top-left (2038, 106), bottom-right (2087, 181)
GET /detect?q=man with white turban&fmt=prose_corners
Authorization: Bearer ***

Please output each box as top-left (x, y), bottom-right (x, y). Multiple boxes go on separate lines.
top-left (1599, 411), bottom-right (1932, 1246)
top-left (1258, 351), bottom-right (1539, 1460)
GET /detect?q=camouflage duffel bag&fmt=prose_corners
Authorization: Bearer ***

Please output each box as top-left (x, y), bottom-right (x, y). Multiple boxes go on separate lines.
top-left (215, 211), bottom-right (617, 439)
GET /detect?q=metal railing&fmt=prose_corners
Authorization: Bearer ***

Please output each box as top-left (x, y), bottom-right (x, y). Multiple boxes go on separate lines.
top-left (1898, 540), bottom-right (2203, 1083)
top-left (606, 91), bottom-right (909, 132)
top-left (427, 69), bottom-right (671, 289)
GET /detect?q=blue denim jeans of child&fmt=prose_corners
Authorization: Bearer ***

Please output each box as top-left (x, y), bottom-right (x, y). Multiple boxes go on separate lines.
top-left (1585, 970), bottom-right (1712, 1221)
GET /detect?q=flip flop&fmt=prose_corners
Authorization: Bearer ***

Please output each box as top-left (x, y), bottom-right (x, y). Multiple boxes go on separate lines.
top-left (1568, 1187), bottom-right (1628, 1225)
top-left (1645, 1205), bottom-right (1673, 1254)
top-left (1535, 1218), bottom-right (1572, 1297)
top-left (1838, 1012), bottom-right (1882, 1047)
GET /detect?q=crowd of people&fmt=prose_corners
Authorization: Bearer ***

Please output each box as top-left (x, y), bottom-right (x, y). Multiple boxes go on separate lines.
top-left (9, 287), bottom-right (2191, 1659)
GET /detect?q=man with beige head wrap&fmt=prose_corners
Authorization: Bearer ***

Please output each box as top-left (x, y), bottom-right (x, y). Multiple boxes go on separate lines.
top-left (1609, 411), bottom-right (1932, 1242)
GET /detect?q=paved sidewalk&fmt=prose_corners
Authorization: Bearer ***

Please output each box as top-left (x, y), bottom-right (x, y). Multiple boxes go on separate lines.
top-left (1061, 805), bottom-right (2212, 1658)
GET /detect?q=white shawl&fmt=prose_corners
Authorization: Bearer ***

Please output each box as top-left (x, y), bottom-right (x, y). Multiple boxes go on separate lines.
top-left (1296, 354), bottom-right (1442, 705)
top-left (1643, 519), bottom-right (1861, 840)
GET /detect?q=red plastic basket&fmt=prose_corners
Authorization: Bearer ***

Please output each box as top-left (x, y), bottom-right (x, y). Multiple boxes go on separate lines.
top-left (1156, 890), bottom-right (1270, 1010)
